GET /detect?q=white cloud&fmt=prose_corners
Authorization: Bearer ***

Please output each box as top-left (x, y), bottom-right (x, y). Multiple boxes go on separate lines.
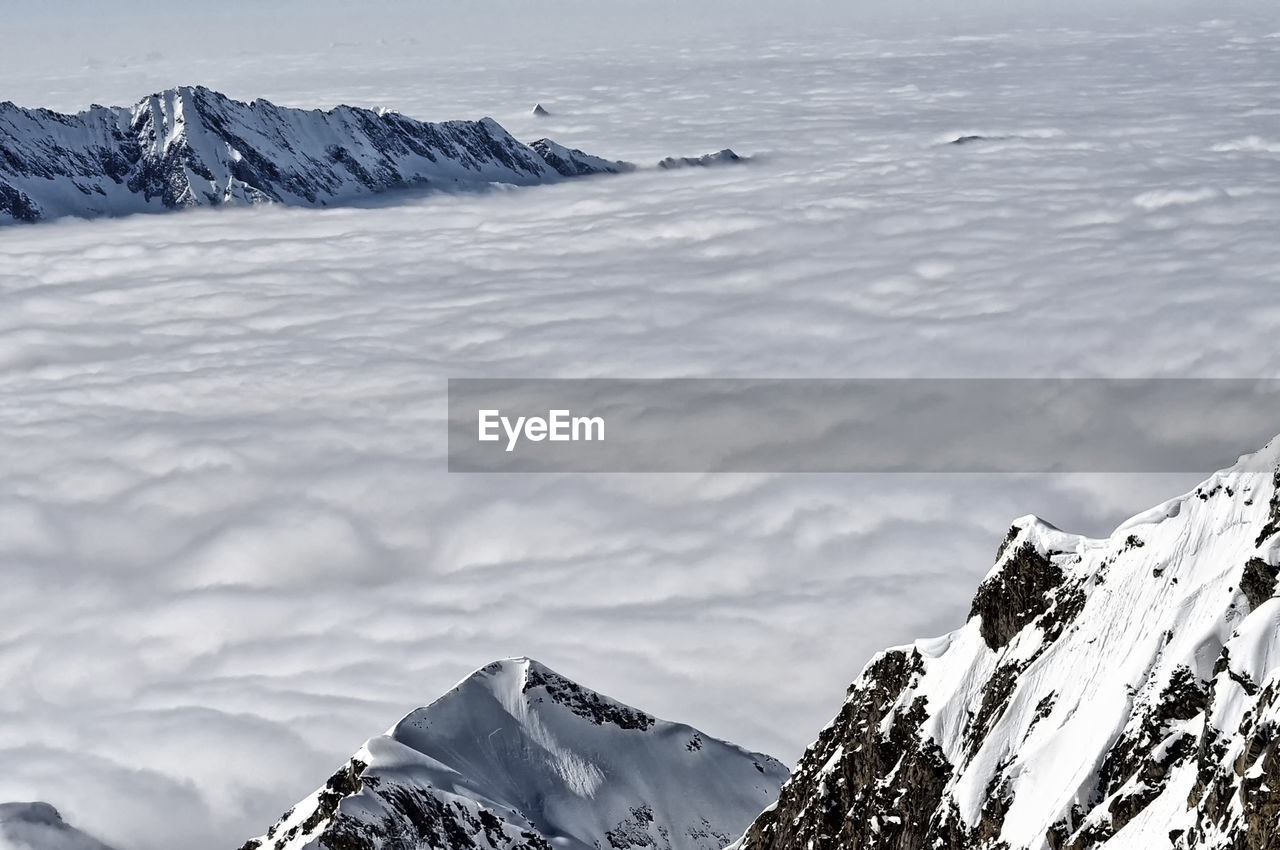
top-left (1, 9), bottom-right (1279, 850)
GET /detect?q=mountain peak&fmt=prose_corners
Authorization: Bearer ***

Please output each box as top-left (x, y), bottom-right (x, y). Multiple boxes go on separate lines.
top-left (737, 446), bottom-right (1280, 850)
top-left (439, 656), bottom-right (659, 733)
top-left (462, 655), bottom-right (566, 694)
top-left (387, 656), bottom-right (661, 762)
top-left (0, 803), bottom-right (64, 825)
top-left (0, 803), bottom-right (116, 850)
top-left (244, 659), bottom-right (786, 850)
top-left (657, 148), bottom-right (744, 169)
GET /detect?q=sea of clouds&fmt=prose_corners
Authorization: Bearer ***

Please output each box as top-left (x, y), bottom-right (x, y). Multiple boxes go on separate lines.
top-left (1, 2), bottom-right (1279, 848)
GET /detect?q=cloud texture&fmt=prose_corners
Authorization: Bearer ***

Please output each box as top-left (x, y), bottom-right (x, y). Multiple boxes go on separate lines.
top-left (1, 7), bottom-right (1280, 850)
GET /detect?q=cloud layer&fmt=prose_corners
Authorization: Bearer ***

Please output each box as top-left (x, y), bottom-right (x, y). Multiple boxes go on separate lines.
top-left (2, 9), bottom-right (1279, 850)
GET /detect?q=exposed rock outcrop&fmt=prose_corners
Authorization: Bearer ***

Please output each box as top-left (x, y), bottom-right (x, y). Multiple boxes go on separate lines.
top-left (736, 438), bottom-right (1280, 850)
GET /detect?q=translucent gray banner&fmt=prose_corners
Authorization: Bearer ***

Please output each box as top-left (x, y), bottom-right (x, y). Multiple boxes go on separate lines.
top-left (447, 379), bottom-right (1280, 473)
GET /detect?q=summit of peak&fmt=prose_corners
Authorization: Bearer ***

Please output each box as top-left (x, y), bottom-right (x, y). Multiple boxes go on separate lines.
top-left (0, 803), bottom-right (115, 850)
top-left (243, 660), bottom-right (786, 850)
top-left (459, 654), bottom-right (551, 687)
top-left (420, 656), bottom-right (659, 733)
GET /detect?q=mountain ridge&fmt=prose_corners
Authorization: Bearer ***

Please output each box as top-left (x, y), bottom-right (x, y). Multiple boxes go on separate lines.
top-left (0, 802), bottom-right (116, 850)
top-left (0, 86), bottom-right (629, 224)
top-left (241, 656), bottom-right (787, 850)
top-left (734, 438), bottom-right (1280, 850)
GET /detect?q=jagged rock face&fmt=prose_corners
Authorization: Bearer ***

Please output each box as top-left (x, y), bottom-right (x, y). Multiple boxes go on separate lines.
top-left (0, 86), bottom-right (623, 223)
top-left (736, 438), bottom-right (1280, 850)
top-left (0, 802), bottom-right (116, 850)
top-left (968, 540), bottom-right (1069, 651)
top-left (735, 648), bottom-right (956, 850)
top-left (657, 149), bottom-right (742, 169)
top-left (241, 658), bottom-right (787, 850)
top-left (527, 138), bottom-right (633, 178)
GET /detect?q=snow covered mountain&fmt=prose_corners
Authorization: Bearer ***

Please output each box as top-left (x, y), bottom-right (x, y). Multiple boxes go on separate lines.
top-left (0, 86), bottom-right (629, 224)
top-left (240, 657), bottom-right (786, 850)
top-left (736, 439), bottom-right (1280, 850)
top-left (0, 803), bottom-right (116, 850)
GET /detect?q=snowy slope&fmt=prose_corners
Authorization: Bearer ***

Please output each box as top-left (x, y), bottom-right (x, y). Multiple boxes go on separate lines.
top-left (736, 439), bottom-right (1280, 850)
top-left (528, 138), bottom-right (635, 178)
top-left (0, 86), bottom-right (628, 223)
top-left (0, 803), bottom-right (116, 850)
top-left (240, 658), bottom-right (786, 850)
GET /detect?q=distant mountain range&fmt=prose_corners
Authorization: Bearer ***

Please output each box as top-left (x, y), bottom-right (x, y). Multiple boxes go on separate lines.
top-left (0, 86), bottom-right (632, 224)
top-left (0, 86), bottom-right (747, 225)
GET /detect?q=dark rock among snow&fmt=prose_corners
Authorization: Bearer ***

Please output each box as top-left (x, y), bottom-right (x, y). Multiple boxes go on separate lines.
top-left (0, 86), bottom-right (627, 224)
top-left (735, 439), bottom-right (1280, 850)
top-left (239, 657), bottom-right (786, 850)
top-left (948, 135), bottom-right (1011, 145)
top-left (528, 138), bottom-right (634, 178)
top-left (658, 149), bottom-right (743, 169)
